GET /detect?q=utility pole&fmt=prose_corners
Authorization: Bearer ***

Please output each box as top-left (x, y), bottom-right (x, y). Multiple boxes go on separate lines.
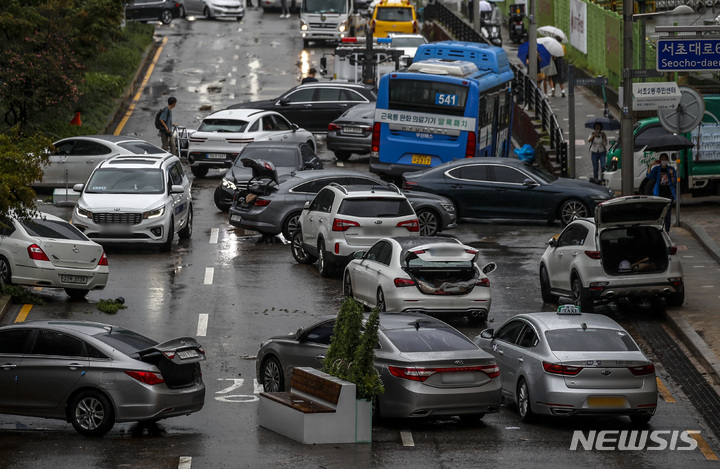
top-left (621, 0), bottom-right (635, 196)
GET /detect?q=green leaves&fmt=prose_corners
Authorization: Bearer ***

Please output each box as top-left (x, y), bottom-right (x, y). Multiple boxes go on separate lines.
top-left (0, 126), bottom-right (50, 218)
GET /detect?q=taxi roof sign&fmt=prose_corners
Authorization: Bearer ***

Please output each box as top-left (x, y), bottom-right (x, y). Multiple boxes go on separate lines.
top-left (557, 305), bottom-right (582, 315)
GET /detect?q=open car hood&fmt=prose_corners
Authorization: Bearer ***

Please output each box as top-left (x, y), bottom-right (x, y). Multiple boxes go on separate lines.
top-left (137, 337), bottom-right (206, 364)
top-left (594, 195), bottom-right (669, 229)
top-left (241, 158), bottom-right (278, 184)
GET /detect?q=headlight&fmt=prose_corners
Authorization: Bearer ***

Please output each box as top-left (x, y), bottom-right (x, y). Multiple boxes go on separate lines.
top-left (440, 203), bottom-right (456, 213)
top-left (222, 178), bottom-right (237, 191)
top-left (76, 205), bottom-right (92, 219)
top-left (301, 20), bottom-right (308, 31)
top-left (338, 22), bottom-right (347, 32)
top-left (144, 206), bottom-right (165, 219)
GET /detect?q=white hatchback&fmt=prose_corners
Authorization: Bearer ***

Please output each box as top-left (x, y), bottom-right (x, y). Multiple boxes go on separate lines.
top-left (539, 195), bottom-right (684, 312)
top-left (186, 109), bottom-right (315, 177)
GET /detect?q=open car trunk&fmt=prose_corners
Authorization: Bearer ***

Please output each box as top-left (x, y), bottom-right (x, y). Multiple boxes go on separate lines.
top-left (137, 337), bottom-right (206, 389)
top-left (401, 243), bottom-right (479, 295)
top-left (599, 226), bottom-right (669, 275)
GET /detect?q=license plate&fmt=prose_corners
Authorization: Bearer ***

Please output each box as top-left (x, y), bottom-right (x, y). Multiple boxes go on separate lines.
top-left (60, 275), bottom-right (87, 284)
top-left (587, 396), bottom-right (627, 408)
top-left (207, 153), bottom-right (227, 159)
top-left (178, 349), bottom-right (199, 359)
top-left (411, 154), bottom-right (432, 165)
top-left (441, 372), bottom-right (474, 384)
top-left (230, 214), bottom-right (242, 222)
top-left (343, 126), bottom-right (363, 134)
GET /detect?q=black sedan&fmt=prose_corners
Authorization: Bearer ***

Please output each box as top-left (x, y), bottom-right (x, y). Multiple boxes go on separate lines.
top-left (326, 103), bottom-right (375, 162)
top-left (227, 82), bottom-right (377, 133)
top-left (403, 158), bottom-right (615, 225)
top-left (214, 141), bottom-right (322, 211)
top-left (125, 0), bottom-right (183, 24)
top-left (229, 168), bottom-right (457, 238)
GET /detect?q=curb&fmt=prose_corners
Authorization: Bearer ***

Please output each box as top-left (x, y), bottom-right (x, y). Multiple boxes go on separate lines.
top-left (682, 220), bottom-right (720, 265)
top-left (0, 294), bottom-right (12, 324)
top-left (666, 309), bottom-right (720, 386)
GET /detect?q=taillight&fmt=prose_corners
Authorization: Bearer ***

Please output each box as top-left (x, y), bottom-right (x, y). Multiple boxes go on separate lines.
top-left (412, 20), bottom-right (418, 33)
top-left (629, 364), bottom-right (655, 375)
top-left (27, 244), bottom-right (49, 261)
top-left (465, 249), bottom-right (478, 255)
top-left (465, 131), bottom-right (476, 158)
top-left (98, 252), bottom-right (108, 266)
top-left (584, 251), bottom-right (601, 259)
top-left (410, 249), bottom-right (426, 255)
top-left (403, 180), bottom-right (417, 190)
top-left (397, 219), bottom-right (419, 232)
top-left (542, 361), bottom-right (582, 375)
top-left (476, 277), bottom-right (490, 287)
top-left (371, 122), bottom-right (381, 152)
top-left (388, 365), bottom-right (500, 382)
top-left (393, 277), bottom-right (415, 287)
top-left (332, 218), bottom-right (360, 231)
top-left (370, 19), bottom-right (376, 33)
top-left (669, 246), bottom-right (677, 255)
top-left (253, 198), bottom-right (270, 207)
top-left (163, 351), bottom-right (176, 359)
top-left (125, 370), bottom-right (165, 385)
top-left (668, 277), bottom-right (683, 286)
top-left (328, 122), bottom-right (341, 131)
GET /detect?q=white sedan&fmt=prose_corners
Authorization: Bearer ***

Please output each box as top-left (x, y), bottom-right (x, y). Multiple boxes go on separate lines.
top-left (342, 236), bottom-right (497, 324)
top-left (0, 212), bottom-right (109, 299)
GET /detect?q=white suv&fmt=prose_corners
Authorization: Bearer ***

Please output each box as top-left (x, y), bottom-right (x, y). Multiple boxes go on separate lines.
top-left (291, 183), bottom-right (419, 277)
top-left (71, 154), bottom-right (192, 252)
top-left (539, 196), bottom-right (684, 312)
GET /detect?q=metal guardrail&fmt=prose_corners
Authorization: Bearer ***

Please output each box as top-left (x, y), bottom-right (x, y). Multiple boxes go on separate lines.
top-left (424, 1), bottom-right (569, 175)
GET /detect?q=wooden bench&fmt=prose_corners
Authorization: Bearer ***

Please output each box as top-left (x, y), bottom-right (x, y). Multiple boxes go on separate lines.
top-left (258, 367), bottom-right (371, 444)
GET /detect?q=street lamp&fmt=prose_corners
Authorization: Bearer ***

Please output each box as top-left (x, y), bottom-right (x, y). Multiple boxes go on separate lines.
top-left (620, 4), bottom-right (695, 197)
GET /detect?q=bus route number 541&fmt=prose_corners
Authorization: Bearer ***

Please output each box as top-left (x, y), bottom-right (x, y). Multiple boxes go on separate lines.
top-left (435, 93), bottom-right (457, 106)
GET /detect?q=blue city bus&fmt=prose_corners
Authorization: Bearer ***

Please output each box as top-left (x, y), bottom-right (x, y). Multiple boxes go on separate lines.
top-left (370, 41), bottom-right (515, 179)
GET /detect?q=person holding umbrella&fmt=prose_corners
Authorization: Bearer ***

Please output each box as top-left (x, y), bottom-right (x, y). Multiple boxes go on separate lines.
top-left (648, 153), bottom-right (677, 232)
top-left (588, 122), bottom-right (608, 180)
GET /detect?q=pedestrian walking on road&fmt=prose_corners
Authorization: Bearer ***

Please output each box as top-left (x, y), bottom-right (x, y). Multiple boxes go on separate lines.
top-left (648, 153), bottom-right (677, 232)
top-left (541, 56), bottom-right (557, 96)
top-left (280, 0), bottom-right (290, 17)
top-left (588, 122), bottom-right (607, 180)
top-left (159, 96), bottom-right (178, 156)
top-left (301, 67), bottom-right (318, 84)
top-left (553, 52), bottom-right (566, 97)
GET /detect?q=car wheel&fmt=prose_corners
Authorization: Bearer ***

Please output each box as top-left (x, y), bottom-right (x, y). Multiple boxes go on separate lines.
top-left (539, 265), bottom-right (558, 304)
top-left (203, 6), bottom-right (213, 18)
top-left (517, 378), bottom-right (534, 423)
top-left (343, 269), bottom-right (353, 298)
top-left (376, 288), bottom-right (386, 312)
top-left (261, 356), bottom-right (285, 392)
top-left (178, 205), bottom-right (193, 239)
top-left (161, 216), bottom-right (174, 253)
top-left (317, 240), bottom-right (333, 278)
top-left (334, 151), bottom-right (352, 162)
top-left (65, 288), bottom-right (89, 299)
top-left (559, 199), bottom-right (588, 225)
top-left (213, 186), bottom-right (231, 212)
top-left (281, 212), bottom-right (302, 240)
top-left (416, 209), bottom-right (440, 236)
top-left (190, 166), bottom-right (209, 178)
top-left (291, 230), bottom-right (316, 264)
top-left (69, 390), bottom-right (115, 437)
top-left (667, 289), bottom-right (684, 307)
top-left (160, 9), bottom-right (173, 24)
top-left (629, 413), bottom-right (653, 425)
top-left (178, 4), bottom-right (186, 17)
top-left (572, 276), bottom-right (593, 312)
top-left (0, 256), bottom-right (12, 286)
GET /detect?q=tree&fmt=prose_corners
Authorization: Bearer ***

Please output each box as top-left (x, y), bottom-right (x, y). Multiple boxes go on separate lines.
top-left (0, 126), bottom-right (51, 219)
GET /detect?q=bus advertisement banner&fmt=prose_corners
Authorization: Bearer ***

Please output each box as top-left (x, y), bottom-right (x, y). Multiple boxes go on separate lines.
top-left (375, 109), bottom-right (476, 132)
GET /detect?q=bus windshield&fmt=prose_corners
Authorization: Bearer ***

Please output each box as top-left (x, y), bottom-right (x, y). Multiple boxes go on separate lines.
top-left (388, 79), bottom-right (468, 116)
top-left (302, 0), bottom-right (347, 14)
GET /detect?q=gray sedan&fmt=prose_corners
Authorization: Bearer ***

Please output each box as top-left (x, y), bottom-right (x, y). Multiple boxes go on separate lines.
top-left (229, 168), bottom-right (457, 238)
top-left (0, 321), bottom-right (206, 436)
top-left (256, 313), bottom-right (501, 420)
top-left (474, 306), bottom-right (657, 424)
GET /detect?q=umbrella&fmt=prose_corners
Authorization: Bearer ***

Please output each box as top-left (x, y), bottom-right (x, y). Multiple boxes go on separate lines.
top-left (585, 116), bottom-right (621, 131)
top-left (537, 37), bottom-right (565, 57)
top-left (517, 42), bottom-right (552, 69)
top-left (537, 25), bottom-right (568, 44)
top-left (478, 0), bottom-right (493, 12)
top-left (643, 134), bottom-right (694, 152)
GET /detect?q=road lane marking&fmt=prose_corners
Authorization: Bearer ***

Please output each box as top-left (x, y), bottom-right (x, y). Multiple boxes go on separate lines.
top-left (254, 379), bottom-right (264, 394)
top-left (230, 79), bottom-right (237, 86)
top-left (210, 227), bottom-right (219, 244)
top-left (178, 456), bottom-right (192, 469)
top-left (14, 305), bottom-right (32, 323)
top-left (197, 314), bottom-right (208, 336)
top-left (400, 430), bottom-right (414, 446)
top-left (687, 431), bottom-right (718, 460)
top-left (656, 377), bottom-right (676, 403)
top-left (115, 36), bottom-right (169, 135)
top-left (204, 267), bottom-right (214, 285)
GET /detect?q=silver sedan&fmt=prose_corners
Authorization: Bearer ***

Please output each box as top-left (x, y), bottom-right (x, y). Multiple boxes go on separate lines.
top-left (474, 306), bottom-right (658, 424)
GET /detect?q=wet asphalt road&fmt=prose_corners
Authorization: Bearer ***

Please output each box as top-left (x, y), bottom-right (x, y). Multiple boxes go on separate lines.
top-left (1, 11), bottom-right (720, 469)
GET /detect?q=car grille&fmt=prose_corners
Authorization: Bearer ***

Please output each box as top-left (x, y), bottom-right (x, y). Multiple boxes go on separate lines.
top-left (309, 22), bottom-right (339, 29)
top-left (92, 212), bottom-right (142, 225)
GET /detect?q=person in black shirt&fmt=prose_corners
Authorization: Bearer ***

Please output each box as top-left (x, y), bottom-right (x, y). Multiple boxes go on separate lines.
top-left (301, 68), bottom-right (318, 84)
top-left (648, 153), bottom-right (677, 232)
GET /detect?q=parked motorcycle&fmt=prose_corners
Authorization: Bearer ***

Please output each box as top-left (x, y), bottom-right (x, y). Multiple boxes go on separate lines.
top-left (508, 3), bottom-right (527, 44)
top-left (480, 16), bottom-right (502, 47)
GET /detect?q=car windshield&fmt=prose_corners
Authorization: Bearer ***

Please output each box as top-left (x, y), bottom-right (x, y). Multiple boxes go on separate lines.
top-left (376, 6), bottom-right (413, 21)
top-left (117, 141), bottom-right (165, 154)
top-left (521, 163), bottom-right (558, 183)
top-left (390, 36), bottom-right (426, 48)
top-left (384, 327), bottom-right (477, 352)
top-left (545, 328), bottom-right (639, 352)
top-left (302, 0), bottom-right (347, 14)
top-left (93, 327), bottom-right (158, 356)
top-left (234, 148), bottom-right (298, 168)
top-left (20, 219), bottom-right (88, 241)
top-left (85, 168), bottom-right (165, 194)
top-left (338, 197), bottom-right (414, 217)
top-left (198, 118), bottom-right (249, 133)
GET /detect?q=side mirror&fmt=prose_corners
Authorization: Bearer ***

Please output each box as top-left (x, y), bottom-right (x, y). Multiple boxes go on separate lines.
top-left (480, 329), bottom-right (494, 339)
top-left (291, 123), bottom-right (299, 132)
top-left (320, 57), bottom-right (327, 70)
top-left (295, 328), bottom-right (304, 339)
top-left (279, 97), bottom-right (290, 106)
top-left (523, 178), bottom-right (539, 187)
top-left (353, 250), bottom-right (366, 259)
top-left (72, 183), bottom-right (84, 192)
top-left (170, 184), bottom-right (185, 194)
top-left (304, 201), bottom-right (310, 209)
top-left (547, 237), bottom-right (557, 247)
top-left (481, 262), bottom-right (497, 275)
